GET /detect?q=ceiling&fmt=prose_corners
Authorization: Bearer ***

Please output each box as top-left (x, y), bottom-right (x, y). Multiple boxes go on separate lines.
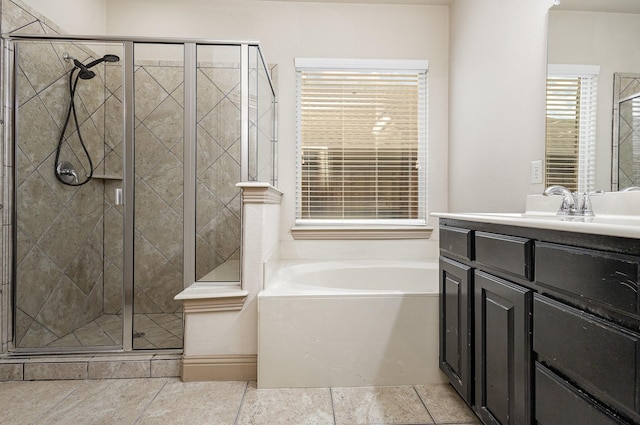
top-left (254, 0), bottom-right (639, 12)
top-left (553, 0), bottom-right (640, 14)
top-left (255, 0), bottom-right (451, 4)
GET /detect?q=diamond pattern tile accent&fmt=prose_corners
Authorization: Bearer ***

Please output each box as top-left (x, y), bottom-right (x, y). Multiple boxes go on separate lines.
top-left (134, 67), bottom-right (169, 121)
top-left (144, 96), bottom-right (184, 149)
top-left (18, 41), bottom-right (67, 94)
top-left (17, 95), bottom-right (60, 168)
top-left (200, 97), bottom-right (241, 149)
top-left (15, 246), bottom-right (62, 318)
top-left (16, 171), bottom-right (63, 242)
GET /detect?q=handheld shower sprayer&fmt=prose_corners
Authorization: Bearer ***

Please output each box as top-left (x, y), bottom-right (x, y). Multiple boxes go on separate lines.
top-left (63, 52), bottom-right (120, 80)
top-left (84, 54), bottom-right (121, 69)
top-left (56, 51), bottom-right (121, 186)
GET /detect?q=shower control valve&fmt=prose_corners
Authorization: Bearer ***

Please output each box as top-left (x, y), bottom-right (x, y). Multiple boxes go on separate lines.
top-left (56, 161), bottom-right (79, 184)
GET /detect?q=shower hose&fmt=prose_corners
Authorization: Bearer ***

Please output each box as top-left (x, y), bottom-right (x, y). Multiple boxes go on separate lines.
top-left (54, 62), bottom-right (96, 186)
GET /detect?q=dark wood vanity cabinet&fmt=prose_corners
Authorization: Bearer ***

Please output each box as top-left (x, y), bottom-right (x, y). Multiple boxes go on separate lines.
top-left (438, 218), bottom-right (640, 425)
top-left (439, 224), bottom-right (533, 425)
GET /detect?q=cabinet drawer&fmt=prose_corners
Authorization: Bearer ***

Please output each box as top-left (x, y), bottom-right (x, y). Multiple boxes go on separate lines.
top-left (440, 226), bottom-right (473, 260)
top-left (475, 232), bottom-right (533, 280)
top-left (535, 362), bottom-right (629, 425)
top-left (535, 242), bottom-right (640, 316)
top-left (534, 294), bottom-right (640, 417)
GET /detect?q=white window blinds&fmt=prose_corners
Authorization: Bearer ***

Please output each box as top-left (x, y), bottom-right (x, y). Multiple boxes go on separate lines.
top-left (295, 59), bottom-right (428, 224)
top-left (546, 65), bottom-right (598, 193)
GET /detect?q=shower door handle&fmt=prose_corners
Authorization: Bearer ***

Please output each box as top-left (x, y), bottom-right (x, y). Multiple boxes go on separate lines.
top-left (115, 188), bottom-right (124, 205)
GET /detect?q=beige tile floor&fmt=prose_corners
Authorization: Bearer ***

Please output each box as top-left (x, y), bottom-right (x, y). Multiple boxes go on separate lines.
top-left (0, 378), bottom-right (480, 425)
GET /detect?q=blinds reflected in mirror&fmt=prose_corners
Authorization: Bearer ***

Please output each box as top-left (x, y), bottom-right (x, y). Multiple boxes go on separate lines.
top-left (546, 65), bottom-right (598, 193)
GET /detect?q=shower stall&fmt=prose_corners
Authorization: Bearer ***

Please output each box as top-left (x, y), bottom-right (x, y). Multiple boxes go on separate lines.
top-left (2, 35), bottom-right (276, 353)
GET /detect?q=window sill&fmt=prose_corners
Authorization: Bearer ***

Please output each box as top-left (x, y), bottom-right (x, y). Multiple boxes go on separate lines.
top-left (290, 225), bottom-right (433, 240)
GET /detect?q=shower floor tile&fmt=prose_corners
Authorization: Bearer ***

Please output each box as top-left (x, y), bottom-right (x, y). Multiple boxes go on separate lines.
top-left (42, 313), bottom-right (183, 350)
top-left (0, 379), bottom-right (479, 425)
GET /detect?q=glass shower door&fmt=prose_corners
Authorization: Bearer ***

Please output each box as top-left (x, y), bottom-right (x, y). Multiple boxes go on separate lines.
top-left (194, 44), bottom-right (242, 283)
top-left (131, 43), bottom-right (184, 349)
top-left (13, 39), bottom-right (125, 351)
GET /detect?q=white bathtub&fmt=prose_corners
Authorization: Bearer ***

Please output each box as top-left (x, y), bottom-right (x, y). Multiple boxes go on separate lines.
top-left (257, 260), bottom-right (447, 388)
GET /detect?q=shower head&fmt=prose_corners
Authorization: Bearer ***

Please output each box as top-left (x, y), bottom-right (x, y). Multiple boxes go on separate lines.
top-left (64, 53), bottom-right (120, 80)
top-left (84, 54), bottom-right (121, 69)
top-left (72, 58), bottom-right (96, 80)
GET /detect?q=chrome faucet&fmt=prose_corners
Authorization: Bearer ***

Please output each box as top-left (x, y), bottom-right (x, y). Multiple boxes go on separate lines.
top-left (543, 185), bottom-right (601, 217)
top-left (543, 185), bottom-right (576, 215)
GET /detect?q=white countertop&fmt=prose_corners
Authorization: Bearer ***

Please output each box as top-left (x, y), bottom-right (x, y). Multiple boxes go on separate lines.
top-left (432, 212), bottom-right (640, 239)
top-left (433, 193), bottom-right (640, 239)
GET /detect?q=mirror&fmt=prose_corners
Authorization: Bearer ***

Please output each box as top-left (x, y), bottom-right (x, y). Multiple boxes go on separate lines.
top-left (547, 0), bottom-right (640, 191)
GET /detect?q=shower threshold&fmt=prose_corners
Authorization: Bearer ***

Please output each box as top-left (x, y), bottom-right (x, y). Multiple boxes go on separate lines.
top-left (0, 350), bottom-right (182, 381)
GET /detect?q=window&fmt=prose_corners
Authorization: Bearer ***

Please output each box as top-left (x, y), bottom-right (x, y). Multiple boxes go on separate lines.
top-left (295, 58), bottom-right (428, 226)
top-left (546, 64), bottom-right (599, 193)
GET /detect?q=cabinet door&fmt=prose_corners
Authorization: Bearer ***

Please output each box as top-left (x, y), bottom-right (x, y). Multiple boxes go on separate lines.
top-left (475, 271), bottom-right (532, 425)
top-left (439, 257), bottom-right (473, 404)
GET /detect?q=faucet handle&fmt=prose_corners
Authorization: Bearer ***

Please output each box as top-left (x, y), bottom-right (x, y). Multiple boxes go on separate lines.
top-left (577, 190), bottom-right (604, 217)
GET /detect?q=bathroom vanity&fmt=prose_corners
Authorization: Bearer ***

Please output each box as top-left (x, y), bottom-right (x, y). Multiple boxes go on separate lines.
top-left (436, 205), bottom-right (640, 425)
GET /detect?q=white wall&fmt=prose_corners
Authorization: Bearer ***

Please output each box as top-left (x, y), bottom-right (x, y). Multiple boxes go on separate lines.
top-left (548, 10), bottom-right (640, 192)
top-left (104, 0), bottom-right (449, 251)
top-left (448, 0), bottom-right (554, 213)
top-left (19, 0), bottom-right (107, 35)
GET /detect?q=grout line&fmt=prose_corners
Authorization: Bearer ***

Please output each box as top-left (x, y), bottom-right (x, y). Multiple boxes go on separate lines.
top-left (329, 387), bottom-right (338, 425)
top-left (233, 380), bottom-right (250, 425)
top-left (35, 380), bottom-right (76, 422)
top-left (132, 377), bottom-right (170, 424)
top-left (412, 385), bottom-right (436, 425)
